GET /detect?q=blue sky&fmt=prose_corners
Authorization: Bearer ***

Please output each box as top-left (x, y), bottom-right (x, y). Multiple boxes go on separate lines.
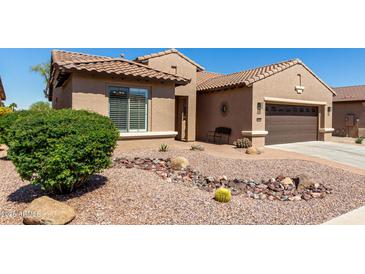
top-left (1, 48), bottom-right (365, 109)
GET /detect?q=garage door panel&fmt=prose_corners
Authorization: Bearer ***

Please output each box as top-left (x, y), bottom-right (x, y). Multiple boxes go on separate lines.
top-left (265, 104), bottom-right (318, 145)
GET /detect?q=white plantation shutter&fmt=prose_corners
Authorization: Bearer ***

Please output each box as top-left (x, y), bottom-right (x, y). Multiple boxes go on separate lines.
top-left (109, 87), bottom-right (148, 132)
top-left (109, 87), bottom-right (129, 131)
top-left (129, 88), bottom-right (147, 131)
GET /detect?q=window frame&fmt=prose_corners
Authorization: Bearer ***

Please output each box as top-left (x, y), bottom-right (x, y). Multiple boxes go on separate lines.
top-left (108, 86), bottom-right (149, 132)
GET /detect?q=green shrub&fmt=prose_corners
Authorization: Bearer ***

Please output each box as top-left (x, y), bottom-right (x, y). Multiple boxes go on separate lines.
top-left (214, 187), bottom-right (231, 203)
top-left (355, 137), bottom-right (364, 144)
top-left (5, 109), bottom-right (119, 193)
top-left (233, 138), bottom-right (252, 148)
top-left (159, 143), bottom-right (168, 152)
top-left (190, 144), bottom-right (205, 151)
top-left (0, 110), bottom-right (32, 145)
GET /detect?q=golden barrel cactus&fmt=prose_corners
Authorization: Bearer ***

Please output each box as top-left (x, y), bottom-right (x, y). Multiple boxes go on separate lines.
top-left (171, 156), bottom-right (189, 170)
top-left (214, 187), bottom-right (231, 203)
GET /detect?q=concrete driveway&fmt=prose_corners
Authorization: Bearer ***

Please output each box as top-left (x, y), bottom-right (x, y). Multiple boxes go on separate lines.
top-left (268, 141), bottom-right (365, 170)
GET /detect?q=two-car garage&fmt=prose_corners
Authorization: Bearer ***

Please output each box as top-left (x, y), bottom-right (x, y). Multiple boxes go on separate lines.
top-left (197, 58), bottom-right (335, 147)
top-left (265, 104), bottom-right (319, 145)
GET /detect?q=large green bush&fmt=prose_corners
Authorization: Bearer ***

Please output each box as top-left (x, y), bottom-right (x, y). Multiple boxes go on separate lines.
top-left (5, 109), bottom-right (119, 193)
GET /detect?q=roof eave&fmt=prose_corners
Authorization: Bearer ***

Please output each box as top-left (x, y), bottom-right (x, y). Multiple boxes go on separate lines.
top-left (0, 77), bottom-right (6, 101)
top-left (60, 67), bottom-right (190, 86)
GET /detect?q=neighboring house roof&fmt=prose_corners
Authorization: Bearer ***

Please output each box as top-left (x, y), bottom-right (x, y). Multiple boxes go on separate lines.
top-left (135, 49), bottom-right (205, 71)
top-left (197, 59), bottom-right (336, 95)
top-left (197, 71), bottom-right (223, 86)
top-left (332, 85), bottom-right (365, 102)
top-left (0, 77), bottom-right (5, 100)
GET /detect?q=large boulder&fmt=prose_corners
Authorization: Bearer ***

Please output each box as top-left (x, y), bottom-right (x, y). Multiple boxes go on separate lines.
top-left (171, 156), bottom-right (189, 170)
top-left (295, 174), bottom-right (315, 191)
top-left (23, 196), bottom-right (76, 225)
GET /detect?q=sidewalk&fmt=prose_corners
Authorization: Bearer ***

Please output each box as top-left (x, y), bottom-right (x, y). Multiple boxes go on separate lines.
top-left (323, 206), bottom-right (365, 225)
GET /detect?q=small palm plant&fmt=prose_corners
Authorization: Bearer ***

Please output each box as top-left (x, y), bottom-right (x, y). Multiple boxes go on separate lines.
top-left (159, 143), bottom-right (169, 152)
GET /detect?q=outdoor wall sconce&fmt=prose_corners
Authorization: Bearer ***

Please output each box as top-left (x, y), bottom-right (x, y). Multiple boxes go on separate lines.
top-left (220, 102), bottom-right (228, 116)
top-left (257, 102), bottom-right (262, 115)
top-left (327, 106), bottom-right (331, 113)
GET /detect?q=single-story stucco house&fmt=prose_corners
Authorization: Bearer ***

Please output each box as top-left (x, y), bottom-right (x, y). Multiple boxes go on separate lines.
top-left (48, 49), bottom-right (335, 146)
top-left (332, 85), bottom-right (365, 138)
top-left (0, 77), bottom-right (6, 105)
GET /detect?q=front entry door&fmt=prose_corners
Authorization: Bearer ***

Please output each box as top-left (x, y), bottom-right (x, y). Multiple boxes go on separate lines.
top-left (175, 96), bottom-right (188, 141)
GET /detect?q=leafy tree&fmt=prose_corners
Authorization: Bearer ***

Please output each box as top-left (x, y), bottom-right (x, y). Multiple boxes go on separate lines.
top-left (8, 103), bottom-right (17, 111)
top-left (30, 62), bottom-right (51, 97)
top-left (29, 101), bottom-right (51, 112)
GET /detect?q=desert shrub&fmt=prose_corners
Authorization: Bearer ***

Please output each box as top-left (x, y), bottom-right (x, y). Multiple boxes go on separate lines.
top-left (355, 137), bottom-right (364, 144)
top-left (190, 144), bottom-right (205, 151)
top-left (29, 101), bottom-right (51, 112)
top-left (0, 110), bottom-right (32, 145)
top-left (5, 109), bottom-right (119, 193)
top-left (0, 107), bottom-right (12, 117)
top-left (159, 143), bottom-right (168, 152)
top-left (233, 138), bottom-right (252, 148)
top-left (214, 187), bottom-right (231, 203)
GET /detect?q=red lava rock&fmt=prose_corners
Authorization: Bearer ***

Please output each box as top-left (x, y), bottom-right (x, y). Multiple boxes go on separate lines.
top-left (113, 157), bottom-right (332, 202)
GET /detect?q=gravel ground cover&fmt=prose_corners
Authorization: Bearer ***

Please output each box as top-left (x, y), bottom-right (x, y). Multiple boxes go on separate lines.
top-left (1, 146), bottom-right (365, 225)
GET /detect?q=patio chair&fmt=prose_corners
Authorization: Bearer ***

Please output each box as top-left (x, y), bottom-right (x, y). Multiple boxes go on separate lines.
top-left (207, 127), bottom-right (232, 144)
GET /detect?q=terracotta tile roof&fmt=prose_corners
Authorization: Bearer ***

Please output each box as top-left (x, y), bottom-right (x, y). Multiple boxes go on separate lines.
top-left (197, 59), bottom-right (336, 95)
top-left (52, 50), bottom-right (114, 64)
top-left (333, 85), bottom-right (365, 102)
top-left (0, 77), bottom-right (5, 100)
top-left (51, 50), bottom-right (190, 85)
top-left (197, 71), bottom-right (223, 86)
top-left (135, 49), bottom-right (205, 71)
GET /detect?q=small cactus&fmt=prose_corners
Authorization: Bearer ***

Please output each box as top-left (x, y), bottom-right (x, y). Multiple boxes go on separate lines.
top-left (233, 138), bottom-right (252, 148)
top-left (159, 143), bottom-right (168, 152)
top-left (214, 187), bottom-right (231, 203)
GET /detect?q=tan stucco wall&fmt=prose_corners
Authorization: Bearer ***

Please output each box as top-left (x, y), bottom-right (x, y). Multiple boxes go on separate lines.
top-left (252, 64), bottom-right (334, 145)
top-left (333, 101), bottom-right (365, 137)
top-left (144, 53), bottom-right (198, 141)
top-left (196, 87), bottom-right (253, 143)
top-left (52, 76), bottom-right (73, 109)
top-left (56, 72), bottom-right (176, 132)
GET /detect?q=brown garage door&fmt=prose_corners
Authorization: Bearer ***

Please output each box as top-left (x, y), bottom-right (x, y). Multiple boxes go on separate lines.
top-left (265, 104), bottom-right (318, 145)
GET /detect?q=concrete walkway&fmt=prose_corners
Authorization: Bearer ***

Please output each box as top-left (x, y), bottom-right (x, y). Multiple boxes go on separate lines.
top-left (268, 141), bottom-right (365, 170)
top-left (323, 206), bottom-right (365, 225)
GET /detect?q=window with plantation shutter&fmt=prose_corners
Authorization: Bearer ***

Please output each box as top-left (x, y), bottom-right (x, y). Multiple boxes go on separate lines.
top-left (108, 86), bottom-right (148, 132)
top-left (129, 88), bottom-right (147, 131)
